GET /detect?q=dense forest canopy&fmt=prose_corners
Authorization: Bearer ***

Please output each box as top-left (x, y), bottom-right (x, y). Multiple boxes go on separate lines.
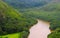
top-left (48, 28), bottom-right (60, 38)
top-left (2, 0), bottom-right (52, 8)
top-left (0, 0), bottom-right (37, 36)
top-left (0, 0), bottom-right (60, 38)
top-left (16, 2), bottom-right (60, 30)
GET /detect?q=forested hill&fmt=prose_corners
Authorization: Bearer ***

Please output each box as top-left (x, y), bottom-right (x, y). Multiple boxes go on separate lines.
top-left (0, 0), bottom-right (60, 38)
top-left (0, 0), bottom-right (37, 36)
top-left (2, 0), bottom-right (51, 9)
top-left (2, 0), bottom-right (60, 33)
top-left (20, 3), bottom-right (60, 30)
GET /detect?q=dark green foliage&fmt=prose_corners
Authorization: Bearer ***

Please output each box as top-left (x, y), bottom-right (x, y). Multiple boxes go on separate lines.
top-left (48, 28), bottom-right (60, 38)
top-left (3, 0), bottom-right (60, 31)
top-left (0, 0), bottom-right (60, 38)
top-left (19, 3), bottom-right (60, 38)
top-left (0, 0), bottom-right (37, 36)
top-left (19, 3), bottom-right (60, 30)
top-left (2, 0), bottom-right (50, 9)
top-left (20, 31), bottom-right (29, 38)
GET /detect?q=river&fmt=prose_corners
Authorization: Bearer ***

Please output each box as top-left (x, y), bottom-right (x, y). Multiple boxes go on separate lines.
top-left (28, 20), bottom-right (51, 38)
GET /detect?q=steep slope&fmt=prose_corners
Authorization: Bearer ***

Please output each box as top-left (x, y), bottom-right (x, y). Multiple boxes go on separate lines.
top-left (0, 0), bottom-right (37, 36)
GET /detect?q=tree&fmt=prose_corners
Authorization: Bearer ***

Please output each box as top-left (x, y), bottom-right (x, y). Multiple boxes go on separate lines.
top-left (48, 28), bottom-right (60, 38)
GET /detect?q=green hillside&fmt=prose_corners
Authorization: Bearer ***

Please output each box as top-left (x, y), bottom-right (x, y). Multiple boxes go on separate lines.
top-left (20, 3), bottom-right (60, 30)
top-left (2, 0), bottom-right (60, 31)
top-left (0, 33), bottom-right (20, 38)
top-left (48, 28), bottom-right (60, 38)
top-left (19, 3), bottom-right (60, 38)
top-left (0, 1), bottom-right (37, 38)
top-left (0, 0), bottom-right (60, 38)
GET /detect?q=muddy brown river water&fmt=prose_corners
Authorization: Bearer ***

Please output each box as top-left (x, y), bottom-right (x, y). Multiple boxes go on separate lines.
top-left (28, 20), bottom-right (51, 38)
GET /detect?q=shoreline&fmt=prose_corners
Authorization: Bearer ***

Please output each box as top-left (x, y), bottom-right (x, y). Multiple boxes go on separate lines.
top-left (28, 19), bottom-right (51, 38)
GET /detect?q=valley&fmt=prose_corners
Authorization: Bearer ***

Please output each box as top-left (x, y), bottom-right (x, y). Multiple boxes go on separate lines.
top-left (0, 0), bottom-right (60, 38)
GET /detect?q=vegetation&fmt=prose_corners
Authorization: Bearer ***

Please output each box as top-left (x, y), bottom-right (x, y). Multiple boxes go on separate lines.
top-left (3, 0), bottom-right (59, 30)
top-left (0, 33), bottom-right (20, 38)
top-left (48, 28), bottom-right (60, 38)
top-left (0, 0), bottom-right (37, 38)
top-left (19, 3), bottom-right (60, 30)
top-left (0, 0), bottom-right (60, 38)
top-left (2, 0), bottom-right (50, 8)
top-left (16, 3), bottom-right (60, 38)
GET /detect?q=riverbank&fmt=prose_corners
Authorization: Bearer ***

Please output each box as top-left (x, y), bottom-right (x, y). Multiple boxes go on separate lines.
top-left (28, 20), bottom-right (51, 38)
